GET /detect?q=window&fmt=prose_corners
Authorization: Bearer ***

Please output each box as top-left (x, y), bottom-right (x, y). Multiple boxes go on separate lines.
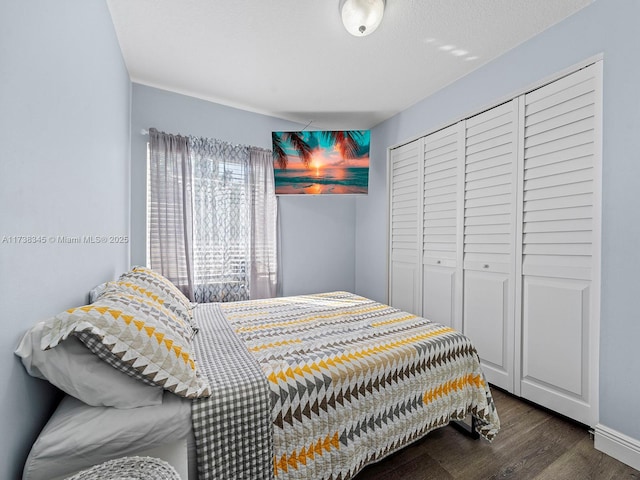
top-left (147, 131), bottom-right (277, 303)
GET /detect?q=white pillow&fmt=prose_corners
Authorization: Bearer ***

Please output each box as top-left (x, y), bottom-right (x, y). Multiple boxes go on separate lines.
top-left (15, 321), bottom-right (163, 409)
top-left (22, 392), bottom-right (193, 480)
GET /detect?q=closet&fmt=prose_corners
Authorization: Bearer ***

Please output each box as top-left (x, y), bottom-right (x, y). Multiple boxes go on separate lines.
top-left (388, 62), bottom-right (601, 426)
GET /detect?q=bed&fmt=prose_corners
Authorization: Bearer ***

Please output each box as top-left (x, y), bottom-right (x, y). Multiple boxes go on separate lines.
top-left (17, 267), bottom-right (499, 480)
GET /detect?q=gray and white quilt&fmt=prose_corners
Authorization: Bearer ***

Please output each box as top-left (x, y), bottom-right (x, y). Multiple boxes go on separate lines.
top-left (192, 292), bottom-right (500, 480)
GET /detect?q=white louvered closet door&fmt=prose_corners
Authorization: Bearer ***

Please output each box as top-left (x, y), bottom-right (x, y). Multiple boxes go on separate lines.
top-left (462, 99), bottom-right (519, 392)
top-left (422, 124), bottom-right (463, 329)
top-left (389, 139), bottom-right (423, 315)
top-left (517, 63), bottom-right (601, 425)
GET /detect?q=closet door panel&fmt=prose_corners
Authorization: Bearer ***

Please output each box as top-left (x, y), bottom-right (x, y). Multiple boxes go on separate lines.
top-left (463, 100), bottom-right (518, 392)
top-left (423, 125), bottom-right (460, 266)
top-left (390, 262), bottom-right (419, 315)
top-left (521, 277), bottom-right (589, 397)
top-left (422, 265), bottom-right (455, 327)
top-left (464, 270), bottom-right (509, 376)
top-left (520, 277), bottom-right (593, 423)
top-left (422, 124), bottom-right (463, 328)
top-left (389, 140), bottom-right (422, 315)
top-left (518, 62), bottom-right (601, 426)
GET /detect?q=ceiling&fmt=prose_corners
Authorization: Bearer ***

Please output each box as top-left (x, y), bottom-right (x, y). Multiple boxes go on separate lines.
top-left (106, 0), bottom-right (592, 130)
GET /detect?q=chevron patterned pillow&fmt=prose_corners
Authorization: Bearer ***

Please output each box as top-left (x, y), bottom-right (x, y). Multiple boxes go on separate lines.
top-left (40, 293), bottom-right (210, 399)
top-left (118, 266), bottom-right (199, 335)
top-left (97, 280), bottom-right (195, 340)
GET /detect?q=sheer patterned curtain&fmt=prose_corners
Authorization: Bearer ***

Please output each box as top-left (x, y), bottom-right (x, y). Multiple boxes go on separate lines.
top-left (249, 147), bottom-right (278, 299)
top-left (147, 128), bottom-right (195, 301)
top-left (189, 137), bottom-right (250, 303)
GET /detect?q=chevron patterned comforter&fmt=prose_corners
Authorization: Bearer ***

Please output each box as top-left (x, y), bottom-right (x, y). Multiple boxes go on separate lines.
top-left (192, 292), bottom-right (500, 480)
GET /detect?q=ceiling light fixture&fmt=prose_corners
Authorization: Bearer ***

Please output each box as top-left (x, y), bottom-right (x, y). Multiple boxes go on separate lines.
top-left (339, 0), bottom-right (385, 37)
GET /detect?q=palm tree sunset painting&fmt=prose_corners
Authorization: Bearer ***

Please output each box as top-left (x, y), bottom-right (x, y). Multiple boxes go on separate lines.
top-left (272, 130), bottom-right (370, 195)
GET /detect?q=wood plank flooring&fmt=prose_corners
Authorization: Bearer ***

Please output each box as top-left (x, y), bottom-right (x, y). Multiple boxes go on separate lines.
top-left (355, 388), bottom-right (640, 480)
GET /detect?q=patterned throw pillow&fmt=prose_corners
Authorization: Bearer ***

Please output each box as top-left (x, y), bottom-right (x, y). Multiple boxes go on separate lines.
top-left (98, 280), bottom-right (195, 340)
top-left (40, 293), bottom-right (211, 399)
top-left (118, 266), bottom-right (199, 334)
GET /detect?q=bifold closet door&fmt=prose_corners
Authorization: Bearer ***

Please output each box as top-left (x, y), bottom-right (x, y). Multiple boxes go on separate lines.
top-left (387, 61), bottom-right (601, 426)
top-left (518, 63), bottom-right (601, 425)
top-left (421, 124), bottom-right (463, 329)
top-left (462, 99), bottom-right (519, 392)
top-left (389, 139), bottom-right (422, 315)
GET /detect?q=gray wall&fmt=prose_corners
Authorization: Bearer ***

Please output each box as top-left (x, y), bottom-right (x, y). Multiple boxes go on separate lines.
top-left (356, 0), bottom-right (640, 441)
top-left (0, 1), bottom-right (131, 478)
top-left (130, 84), bottom-right (357, 296)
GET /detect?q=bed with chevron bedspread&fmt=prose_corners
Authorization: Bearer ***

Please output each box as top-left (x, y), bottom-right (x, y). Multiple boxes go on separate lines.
top-left (191, 291), bottom-right (500, 480)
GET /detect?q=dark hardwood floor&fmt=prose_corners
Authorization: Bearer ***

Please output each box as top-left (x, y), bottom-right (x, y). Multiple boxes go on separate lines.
top-left (355, 388), bottom-right (640, 480)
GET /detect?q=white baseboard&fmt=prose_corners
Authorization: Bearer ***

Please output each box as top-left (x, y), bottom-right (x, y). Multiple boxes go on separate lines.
top-left (594, 424), bottom-right (640, 471)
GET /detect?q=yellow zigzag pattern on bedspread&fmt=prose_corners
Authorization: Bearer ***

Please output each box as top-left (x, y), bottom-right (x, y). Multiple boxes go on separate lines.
top-left (220, 292), bottom-right (500, 480)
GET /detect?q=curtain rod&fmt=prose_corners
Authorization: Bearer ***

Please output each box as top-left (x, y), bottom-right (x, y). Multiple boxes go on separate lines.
top-left (140, 128), bottom-right (270, 153)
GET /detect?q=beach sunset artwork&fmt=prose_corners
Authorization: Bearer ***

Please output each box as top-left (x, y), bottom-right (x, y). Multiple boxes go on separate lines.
top-left (272, 130), bottom-right (370, 195)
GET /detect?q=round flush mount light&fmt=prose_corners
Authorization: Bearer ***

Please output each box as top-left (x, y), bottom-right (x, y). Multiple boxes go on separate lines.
top-left (340, 0), bottom-right (385, 37)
